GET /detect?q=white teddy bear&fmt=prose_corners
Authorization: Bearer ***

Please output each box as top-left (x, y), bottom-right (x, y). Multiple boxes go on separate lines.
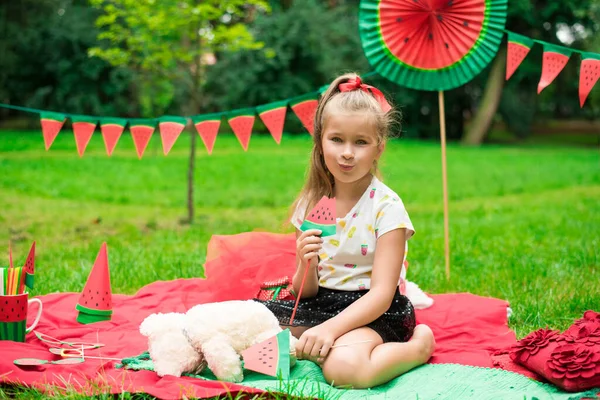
top-left (140, 300), bottom-right (297, 382)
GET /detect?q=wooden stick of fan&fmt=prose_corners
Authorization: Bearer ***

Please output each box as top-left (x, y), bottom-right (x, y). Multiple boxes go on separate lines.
top-left (289, 259), bottom-right (309, 325)
top-left (439, 90), bottom-right (450, 280)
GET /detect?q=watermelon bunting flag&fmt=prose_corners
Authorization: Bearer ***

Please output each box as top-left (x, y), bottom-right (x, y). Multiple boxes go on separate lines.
top-left (76, 242), bottom-right (113, 324)
top-left (192, 113), bottom-right (222, 155)
top-left (359, 0), bottom-right (507, 91)
top-left (71, 115), bottom-right (98, 157)
top-left (100, 118), bottom-right (127, 156)
top-left (227, 109), bottom-right (255, 151)
top-left (129, 119), bottom-right (157, 159)
top-left (538, 43), bottom-right (572, 94)
top-left (241, 329), bottom-right (291, 379)
top-left (40, 112), bottom-right (67, 151)
top-left (290, 93), bottom-right (319, 135)
top-left (579, 52), bottom-right (600, 108)
top-left (23, 241), bottom-right (35, 289)
top-left (257, 100), bottom-right (288, 144)
top-left (158, 116), bottom-right (188, 155)
top-left (506, 32), bottom-right (535, 80)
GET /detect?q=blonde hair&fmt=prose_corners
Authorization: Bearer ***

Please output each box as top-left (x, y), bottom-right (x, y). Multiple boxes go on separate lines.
top-left (290, 72), bottom-right (398, 220)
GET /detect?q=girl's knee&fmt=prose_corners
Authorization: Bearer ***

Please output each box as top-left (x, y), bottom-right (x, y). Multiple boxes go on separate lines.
top-left (322, 351), bottom-right (367, 388)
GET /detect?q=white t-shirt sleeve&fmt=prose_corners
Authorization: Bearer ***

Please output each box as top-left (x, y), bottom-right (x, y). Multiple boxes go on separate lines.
top-left (290, 198), bottom-right (308, 230)
top-left (375, 197), bottom-right (415, 239)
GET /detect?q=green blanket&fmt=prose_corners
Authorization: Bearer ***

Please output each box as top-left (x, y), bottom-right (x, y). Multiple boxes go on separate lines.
top-left (119, 353), bottom-right (598, 400)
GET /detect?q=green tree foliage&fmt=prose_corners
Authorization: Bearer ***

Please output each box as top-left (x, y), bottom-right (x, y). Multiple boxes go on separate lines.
top-left (88, 0), bottom-right (270, 116)
top-left (0, 0), bottom-right (134, 120)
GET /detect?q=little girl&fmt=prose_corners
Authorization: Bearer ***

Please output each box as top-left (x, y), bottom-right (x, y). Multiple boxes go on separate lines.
top-left (258, 73), bottom-right (435, 389)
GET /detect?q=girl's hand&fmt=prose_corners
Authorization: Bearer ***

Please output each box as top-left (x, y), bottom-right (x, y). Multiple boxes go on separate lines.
top-left (296, 324), bottom-right (337, 363)
top-left (296, 229), bottom-right (323, 269)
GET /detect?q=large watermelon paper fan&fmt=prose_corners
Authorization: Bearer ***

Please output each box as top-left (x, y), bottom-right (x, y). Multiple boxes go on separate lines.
top-left (359, 0), bottom-right (508, 91)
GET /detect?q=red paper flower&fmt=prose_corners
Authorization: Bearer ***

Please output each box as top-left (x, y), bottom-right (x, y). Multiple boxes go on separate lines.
top-left (510, 328), bottom-right (560, 364)
top-left (548, 343), bottom-right (600, 380)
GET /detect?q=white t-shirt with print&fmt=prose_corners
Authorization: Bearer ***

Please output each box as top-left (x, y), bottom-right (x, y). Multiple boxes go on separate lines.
top-left (291, 175), bottom-right (415, 291)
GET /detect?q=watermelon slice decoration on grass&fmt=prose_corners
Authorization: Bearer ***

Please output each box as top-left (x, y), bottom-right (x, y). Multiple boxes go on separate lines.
top-left (100, 118), bottom-right (127, 156)
top-left (290, 93), bottom-right (318, 135)
top-left (257, 100), bottom-right (288, 144)
top-left (129, 119), bottom-right (156, 159)
top-left (0, 293), bottom-right (28, 342)
top-left (158, 116), bottom-right (188, 155)
top-left (71, 115), bottom-right (98, 157)
top-left (506, 32), bottom-right (535, 80)
top-left (241, 329), bottom-right (291, 379)
top-left (192, 113), bottom-right (222, 155)
top-left (579, 52), bottom-right (600, 107)
top-left (359, 0), bottom-right (508, 91)
top-left (300, 196), bottom-right (336, 237)
top-left (23, 241), bottom-right (35, 289)
top-left (227, 109), bottom-right (255, 151)
top-left (537, 43), bottom-right (572, 94)
top-left (40, 112), bottom-right (66, 150)
top-left (76, 242), bottom-right (113, 324)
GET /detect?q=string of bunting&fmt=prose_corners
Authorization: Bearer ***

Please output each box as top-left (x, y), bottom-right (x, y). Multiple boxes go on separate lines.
top-left (0, 71), bottom-right (374, 158)
top-left (504, 29), bottom-right (600, 107)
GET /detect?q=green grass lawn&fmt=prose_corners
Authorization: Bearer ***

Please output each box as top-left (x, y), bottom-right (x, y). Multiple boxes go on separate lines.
top-left (0, 128), bottom-right (599, 398)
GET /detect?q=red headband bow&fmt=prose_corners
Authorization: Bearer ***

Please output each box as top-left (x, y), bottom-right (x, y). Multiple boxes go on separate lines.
top-left (338, 77), bottom-right (392, 113)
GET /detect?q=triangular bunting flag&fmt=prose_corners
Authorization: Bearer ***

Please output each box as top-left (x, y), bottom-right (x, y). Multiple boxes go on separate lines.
top-left (76, 242), bottom-right (113, 324)
top-left (23, 241), bottom-right (35, 289)
top-left (241, 330), bottom-right (291, 379)
top-left (192, 114), bottom-right (221, 155)
top-left (538, 43), bottom-right (572, 94)
top-left (100, 118), bottom-right (127, 156)
top-left (227, 109), bottom-right (255, 151)
top-left (257, 100), bottom-right (288, 144)
top-left (290, 93), bottom-right (319, 135)
top-left (579, 52), bottom-right (600, 108)
top-left (158, 116), bottom-right (188, 155)
top-left (506, 32), bottom-right (534, 80)
top-left (71, 115), bottom-right (98, 157)
top-left (40, 112), bottom-right (66, 150)
top-left (129, 119), bottom-right (156, 159)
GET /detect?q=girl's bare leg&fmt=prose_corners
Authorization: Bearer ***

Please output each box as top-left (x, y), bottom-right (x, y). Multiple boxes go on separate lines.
top-left (321, 324), bottom-right (435, 389)
top-left (281, 325), bottom-right (310, 338)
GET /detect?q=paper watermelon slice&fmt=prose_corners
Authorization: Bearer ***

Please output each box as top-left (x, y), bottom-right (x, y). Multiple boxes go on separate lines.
top-left (257, 101), bottom-right (288, 144)
top-left (506, 33), bottom-right (534, 80)
top-left (228, 109), bottom-right (255, 151)
top-left (290, 93), bottom-right (318, 135)
top-left (76, 242), bottom-right (113, 324)
top-left (100, 118), bottom-right (127, 156)
top-left (537, 44), bottom-right (572, 94)
top-left (23, 241), bottom-right (35, 289)
top-left (300, 196), bottom-right (336, 237)
top-left (40, 112), bottom-right (66, 150)
top-left (71, 115), bottom-right (98, 157)
top-left (241, 329), bottom-right (291, 379)
top-left (158, 116), bottom-right (188, 155)
top-left (129, 119), bottom-right (156, 159)
top-left (192, 114), bottom-right (221, 155)
top-left (579, 52), bottom-right (600, 108)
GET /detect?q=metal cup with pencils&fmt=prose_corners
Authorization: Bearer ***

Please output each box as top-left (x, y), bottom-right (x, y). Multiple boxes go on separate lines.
top-left (0, 242), bottom-right (41, 342)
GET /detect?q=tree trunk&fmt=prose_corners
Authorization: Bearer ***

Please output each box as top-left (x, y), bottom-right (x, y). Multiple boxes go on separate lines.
top-left (461, 45), bottom-right (507, 145)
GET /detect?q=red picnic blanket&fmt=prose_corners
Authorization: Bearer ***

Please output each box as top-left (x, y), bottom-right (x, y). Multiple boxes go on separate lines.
top-left (0, 232), bottom-right (518, 399)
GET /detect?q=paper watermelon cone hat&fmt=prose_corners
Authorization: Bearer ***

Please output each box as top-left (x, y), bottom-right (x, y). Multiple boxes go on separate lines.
top-left (299, 196), bottom-right (336, 237)
top-left (241, 329), bottom-right (291, 379)
top-left (76, 242), bottom-right (113, 324)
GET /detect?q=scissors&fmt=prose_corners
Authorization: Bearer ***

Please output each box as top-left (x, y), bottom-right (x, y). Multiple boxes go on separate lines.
top-left (34, 330), bottom-right (105, 350)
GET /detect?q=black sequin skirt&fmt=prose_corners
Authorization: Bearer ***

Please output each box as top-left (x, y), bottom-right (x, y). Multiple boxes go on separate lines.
top-left (254, 287), bottom-right (415, 343)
